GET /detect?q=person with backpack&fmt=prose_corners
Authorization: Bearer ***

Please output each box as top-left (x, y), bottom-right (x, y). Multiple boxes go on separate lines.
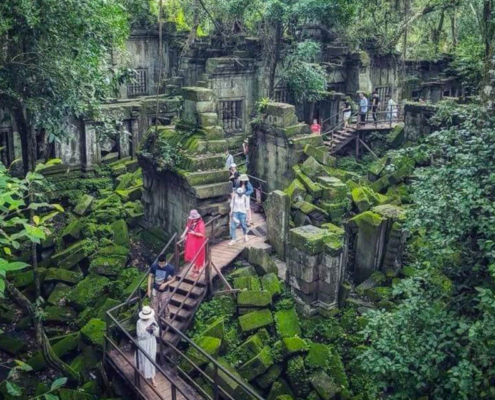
top-left (229, 187), bottom-right (249, 245)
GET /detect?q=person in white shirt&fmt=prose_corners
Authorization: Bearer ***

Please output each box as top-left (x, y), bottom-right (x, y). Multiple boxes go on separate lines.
top-left (229, 187), bottom-right (249, 245)
top-left (225, 149), bottom-right (234, 169)
top-left (386, 95), bottom-right (397, 122)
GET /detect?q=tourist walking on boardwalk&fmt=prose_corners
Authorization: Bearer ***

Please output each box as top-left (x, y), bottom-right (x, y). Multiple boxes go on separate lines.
top-left (229, 163), bottom-right (240, 189)
top-left (243, 139), bottom-right (249, 168)
top-left (310, 118), bottom-right (321, 135)
top-left (359, 92), bottom-right (368, 125)
top-left (225, 148), bottom-right (234, 169)
top-left (237, 174), bottom-right (253, 223)
top-left (136, 305), bottom-right (159, 387)
top-left (371, 90), bottom-right (380, 123)
top-left (342, 100), bottom-right (352, 130)
top-left (181, 210), bottom-right (206, 277)
top-left (229, 187), bottom-right (249, 245)
top-left (386, 95), bottom-right (397, 122)
top-left (147, 254), bottom-right (175, 318)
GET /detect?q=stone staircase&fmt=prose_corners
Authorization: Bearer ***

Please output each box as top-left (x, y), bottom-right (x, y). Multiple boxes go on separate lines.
top-left (323, 128), bottom-right (357, 154)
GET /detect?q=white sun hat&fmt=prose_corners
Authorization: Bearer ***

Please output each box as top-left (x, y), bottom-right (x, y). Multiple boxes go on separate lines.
top-left (139, 305), bottom-right (155, 320)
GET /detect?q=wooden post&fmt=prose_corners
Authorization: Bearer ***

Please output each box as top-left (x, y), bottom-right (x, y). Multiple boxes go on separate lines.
top-left (355, 132), bottom-right (360, 159)
top-left (174, 235), bottom-right (179, 269)
top-left (205, 243), bottom-right (212, 298)
top-left (213, 364), bottom-right (219, 400)
top-left (134, 342), bottom-right (140, 389)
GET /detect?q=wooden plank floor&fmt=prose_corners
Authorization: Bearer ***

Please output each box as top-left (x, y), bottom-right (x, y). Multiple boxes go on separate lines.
top-left (108, 349), bottom-right (200, 400)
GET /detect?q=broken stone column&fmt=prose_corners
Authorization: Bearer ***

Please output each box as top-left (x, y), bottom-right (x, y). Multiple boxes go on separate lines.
top-left (265, 190), bottom-right (290, 261)
top-left (250, 102), bottom-right (323, 193)
top-left (139, 87), bottom-right (232, 239)
top-left (286, 224), bottom-right (345, 315)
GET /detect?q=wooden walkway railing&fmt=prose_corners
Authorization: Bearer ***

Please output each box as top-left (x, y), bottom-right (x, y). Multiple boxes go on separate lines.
top-left (105, 207), bottom-right (267, 400)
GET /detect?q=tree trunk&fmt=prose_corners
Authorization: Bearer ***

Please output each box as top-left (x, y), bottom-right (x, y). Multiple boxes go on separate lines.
top-left (268, 21), bottom-right (282, 98)
top-left (6, 281), bottom-right (80, 382)
top-left (483, 0), bottom-right (495, 56)
top-left (450, 11), bottom-right (457, 49)
top-left (9, 99), bottom-right (36, 174)
top-left (432, 10), bottom-right (445, 53)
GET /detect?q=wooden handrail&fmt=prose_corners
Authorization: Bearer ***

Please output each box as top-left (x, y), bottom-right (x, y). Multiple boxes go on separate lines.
top-left (161, 319), bottom-right (265, 400)
top-left (104, 312), bottom-right (192, 399)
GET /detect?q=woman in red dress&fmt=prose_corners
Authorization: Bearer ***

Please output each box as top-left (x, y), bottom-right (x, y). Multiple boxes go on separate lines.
top-left (181, 210), bottom-right (206, 276)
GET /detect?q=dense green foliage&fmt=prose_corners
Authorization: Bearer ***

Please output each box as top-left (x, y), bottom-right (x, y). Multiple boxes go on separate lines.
top-left (360, 103), bottom-right (495, 399)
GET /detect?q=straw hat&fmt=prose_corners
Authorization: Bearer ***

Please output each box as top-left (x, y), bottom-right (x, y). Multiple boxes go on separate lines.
top-left (188, 209), bottom-right (201, 220)
top-left (230, 163), bottom-right (237, 168)
top-left (139, 306), bottom-right (155, 320)
top-left (239, 174), bottom-right (249, 182)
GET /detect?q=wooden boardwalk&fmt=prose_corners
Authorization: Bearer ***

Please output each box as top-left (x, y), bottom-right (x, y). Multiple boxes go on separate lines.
top-left (107, 207), bottom-right (267, 400)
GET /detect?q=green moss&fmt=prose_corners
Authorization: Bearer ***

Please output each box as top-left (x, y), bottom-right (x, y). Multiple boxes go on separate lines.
top-left (309, 370), bottom-right (339, 400)
top-left (320, 223), bottom-right (345, 235)
top-left (47, 283), bottom-right (71, 305)
top-left (256, 363), bottom-right (283, 389)
top-left (229, 334), bottom-right (264, 367)
top-left (80, 318), bottom-right (106, 349)
top-left (323, 233), bottom-right (344, 256)
top-left (50, 239), bottom-right (96, 270)
top-left (274, 308), bottom-right (301, 338)
top-left (233, 276), bottom-right (261, 291)
top-left (58, 389), bottom-right (96, 400)
top-left (70, 346), bottom-right (99, 375)
top-left (283, 337), bottom-right (307, 355)
top-left (239, 309), bottom-right (273, 333)
top-left (267, 379), bottom-right (294, 400)
top-left (238, 346), bottom-right (273, 381)
top-left (286, 356), bottom-right (311, 398)
top-left (181, 336), bottom-right (222, 373)
top-left (293, 166), bottom-right (323, 198)
top-left (67, 274), bottom-right (109, 311)
top-left (110, 219), bottom-right (129, 248)
top-left (289, 225), bottom-right (331, 255)
top-left (61, 220), bottom-right (83, 243)
top-left (88, 256), bottom-right (125, 277)
top-left (305, 343), bottom-right (332, 370)
top-left (45, 268), bottom-right (83, 284)
top-left (237, 290), bottom-right (272, 308)
top-left (285, 179), bottom-right (307, 202)
top-left (201, 317), bottom-right (225, 339)
top-left (304, 144), bottom-right (336, 166)
top-left (261, 273), bottom-right (282, 297)
top-left (28, 333), bottom-right (79, 370)
top-left (349, 211), bottom-right (384, 234)
top-left (44, 305), bottom-right (77, 323)
top-left (229, 265), bottom-right (257, 279)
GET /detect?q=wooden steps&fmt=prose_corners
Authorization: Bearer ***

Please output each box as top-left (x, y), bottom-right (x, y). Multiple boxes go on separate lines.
top-left (324, 128), bottom-right (357, 154)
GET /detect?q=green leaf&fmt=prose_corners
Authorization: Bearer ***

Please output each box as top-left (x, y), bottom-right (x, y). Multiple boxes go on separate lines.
top-left (14, 360), bottom-right (33, 372)
top-left (23, 224), bottom-right (46, 240)
top-left (6, 381), bottom-right (22, 396)
top-left (52, 204), bottom-right (64, 212)
top-left (1, 261), bottom-right (30, 271)
top-left (46, 158), bottom-right (62, 166)
top-left (50, 377), bottom-right (68, 391)
top-left (44, 394), bottom-right (59, 400)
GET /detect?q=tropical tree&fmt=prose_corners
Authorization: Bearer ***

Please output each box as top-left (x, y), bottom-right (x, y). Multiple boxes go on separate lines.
top-left (0, 0), bottom-right (130, 173)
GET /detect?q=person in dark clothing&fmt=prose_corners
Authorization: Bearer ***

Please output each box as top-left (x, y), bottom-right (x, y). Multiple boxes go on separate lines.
top-left (371, 91), bottom-right (380, 123)
top-left (147, 254), bottom-right (175, 318)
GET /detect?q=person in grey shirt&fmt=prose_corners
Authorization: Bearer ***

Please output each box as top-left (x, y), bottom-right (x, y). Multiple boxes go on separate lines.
top-left (225, 149), bottom-right (234, 169)
top-left (359, 92), bottom-right (368, 125)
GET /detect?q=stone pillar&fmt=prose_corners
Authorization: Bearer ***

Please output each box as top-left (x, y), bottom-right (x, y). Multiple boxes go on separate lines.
top-left (265, 190), bottom-right (290, 261)
top-left (82, 120), bottom-right (100, 172)
top-left (250, 102), bottom-right (322, 193)
top-left (130, 112), bottom-right (140, 157)
top-left (286, 225), bottom-right (345, 315)
top-left (348, 211), bottom-right (387, 284)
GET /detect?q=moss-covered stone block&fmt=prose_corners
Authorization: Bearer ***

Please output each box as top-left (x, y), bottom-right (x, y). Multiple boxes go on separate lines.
top-left (286, 356), bottom-right (311, 398)
top-left (238, 290), bottom-right (272, 308)
top-left (0, 334), bottom-right (26, 355)
top-left (283, 337), bottom-right (307, 355)
top-left (293, 166), bottom-right (323, 198)
top-left (182, 87), bottom-right (214, 102)
top-left (238, 345), bottom-right (273, 381)
top-left (367, 156), bottom-right (389, 179)
top-left (183, 169), bottom-right (230, 187)
top-left (234, 276), bottom-right (261, 291)
top-left (45, 268), bottom-right (83, 285)
top-left (274, 308), bottom-right (301, 338)
top-left (300, 156), bottom-right (328, 180)
top-left (232, 334), bottom-right (264, 366)
top-left (372, 204), bottom-right (406, 221)
top-left (267, 379), bottom-right (294, 400)
top-left (289, 225), bottom-right (330, 255)
top-left (80, 318), bottom-right (106, 349)
top-left (317, 176), bottom-right (348, 203)
top-left (28, 333), bottom-right (79, 370)
top-left (282, 123), bottom-right (310, 137)
top-left (293, 201), bottom-right (329, 221)
top-left (229, 265), bottom-right (257, 279)
top-left (122, 272), bottom-right (147, 298)
top-left (88, 256), bottom-right (124, 277)
top-left (67, 274), bottom-right (109, 311)
top-left (246, 243), bottom-right (278, 276)
top-left (73, 194), bottom-right (94, 216)
top-left (61, 220), bottom-right (83, 244)
top-left (370, 174), bottom-right (391, 193)
top-left (181, 336), bottom-right (221, 373)
top-left (320, 223), bottom-right (345, 236)
top-left (47, 282), bottom-right (71, 305)
top-left (285, 179), bottom-right (307, 202)
top-left (201, 317), bottom-right (225, 339)
top-left (304, 144), bottom-right (336, 166)
top-left (256, 363), bottom-right (283, 389)
top-left (239, 309), bottom-right (273, 333)
top-left (386, 123), bottom-right (405, 148)
top-left (44, 305), bottom-right (77, 323)
top-left (111, 219), bottom-right (129, 248)
top-left (309, 370), bottom-right (339, 400)
top-left (351, 186), bottom-right (382, 213)
top-left (51, 239), bottom-right (95, 270)
top-left (261, 273), bottom-right (281, 297)
top-left (305, 343), bottom-right (331, 370)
